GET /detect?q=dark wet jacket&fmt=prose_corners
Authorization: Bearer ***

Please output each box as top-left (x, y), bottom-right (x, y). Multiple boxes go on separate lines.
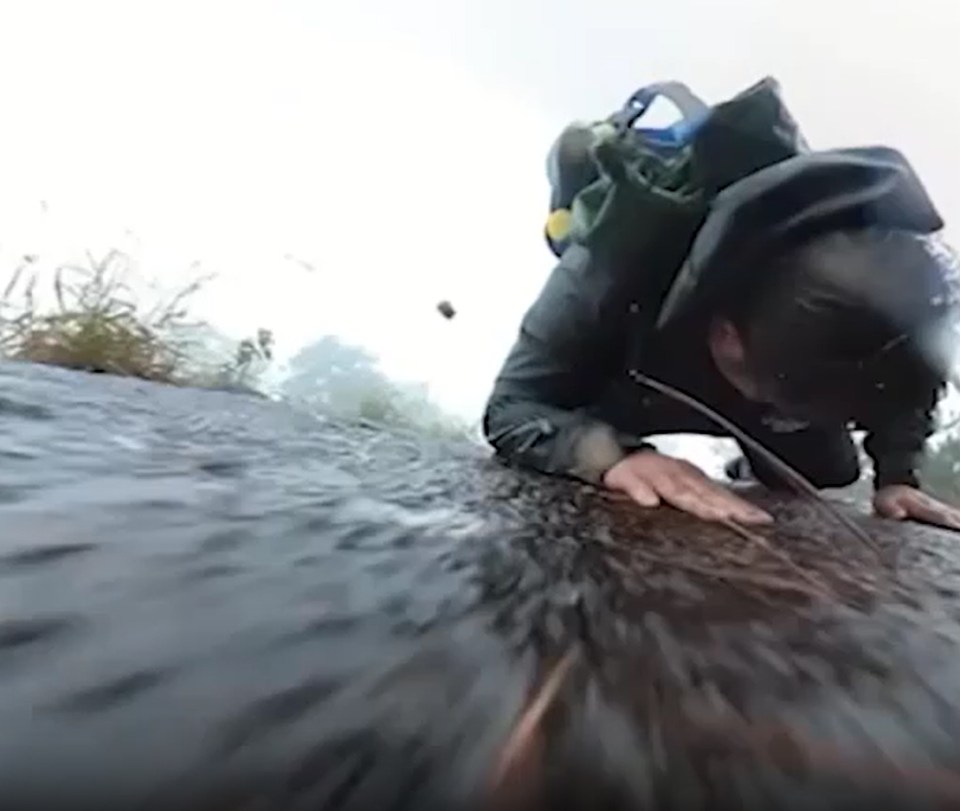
top-left (483, 149), bottom-right (946, 492)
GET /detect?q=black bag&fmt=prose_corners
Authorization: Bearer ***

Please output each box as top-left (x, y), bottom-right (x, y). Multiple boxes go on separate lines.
top-left (542, 77), bottom-right (808, 312)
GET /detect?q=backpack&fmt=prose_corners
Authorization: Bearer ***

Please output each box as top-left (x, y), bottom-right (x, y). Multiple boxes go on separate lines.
top-left (542, 77), bottom-right (808, 320)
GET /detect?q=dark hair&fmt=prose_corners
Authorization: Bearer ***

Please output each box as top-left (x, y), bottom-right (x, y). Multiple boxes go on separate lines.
top-left (728, 227), bottom-right (959, 425)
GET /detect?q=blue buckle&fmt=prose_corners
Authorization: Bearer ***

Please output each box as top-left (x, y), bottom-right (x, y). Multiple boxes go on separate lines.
top-left (611, 83), bottom-right (711, 148)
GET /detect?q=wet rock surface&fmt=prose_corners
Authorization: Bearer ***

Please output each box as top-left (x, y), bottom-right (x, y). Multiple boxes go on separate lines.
top-left (3, 360), bottom-right (960, 810)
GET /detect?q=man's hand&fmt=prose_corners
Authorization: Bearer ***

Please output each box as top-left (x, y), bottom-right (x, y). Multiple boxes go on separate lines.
top-left (874, 484), bottom-right (960, 531)
top-left (602, 450), bottom-right (774, 525)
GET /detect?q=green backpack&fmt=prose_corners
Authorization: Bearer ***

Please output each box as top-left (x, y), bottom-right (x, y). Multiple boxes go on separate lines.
top-left (543, 77), bottom-right (808, 321)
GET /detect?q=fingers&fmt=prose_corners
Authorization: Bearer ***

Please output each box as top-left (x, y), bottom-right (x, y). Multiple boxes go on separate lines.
top-left (651, 469), bottom-right (773, 526)
top-left (876, 488), bottom-right (960, 531)
top-left (623, 477), bottom-right (661, 509)
top-left (907, 498), bottom-right (960, 531)
top-left (604, 452), bottom-right (772, 525)
top-left (877, 502), bottom-right (909, 520)
top-left (941, 508), bottom-right (960, 532)
top-left (713, 488), bottom-right (774, 525)
top-left (650, 477), bottom-right (721, 521)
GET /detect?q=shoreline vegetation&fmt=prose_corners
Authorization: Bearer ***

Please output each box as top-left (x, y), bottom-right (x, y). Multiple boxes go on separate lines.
top-left (0, 248), bottom-right (476, 442)
top-left (0, 250), bottom-right (271, 392)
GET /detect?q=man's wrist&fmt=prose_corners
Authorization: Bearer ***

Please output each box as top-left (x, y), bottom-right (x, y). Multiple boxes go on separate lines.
top-left (570, 423), bottom-right (629, 484)
top-left (874, 468), bottom-right (921, 491)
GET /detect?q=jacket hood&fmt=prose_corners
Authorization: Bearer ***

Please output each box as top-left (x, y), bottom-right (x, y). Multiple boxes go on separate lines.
top-left (656, 146), bottom-right (945, 329)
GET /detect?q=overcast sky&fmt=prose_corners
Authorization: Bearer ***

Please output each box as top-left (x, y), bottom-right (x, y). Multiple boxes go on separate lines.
top-left (0, 0), bottom-right (958, 425)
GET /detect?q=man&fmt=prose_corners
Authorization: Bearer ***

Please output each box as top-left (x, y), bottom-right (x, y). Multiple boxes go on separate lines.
top-left (482, 132), bottom-right (960, 529)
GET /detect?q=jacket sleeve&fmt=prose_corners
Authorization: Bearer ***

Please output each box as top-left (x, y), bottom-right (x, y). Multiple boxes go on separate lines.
top-left (739, 424), bottom-right (861, 491)
top-left (482, 245), bottom-right (654, 484)
top-left (862, 389), bottom-right (940, 490)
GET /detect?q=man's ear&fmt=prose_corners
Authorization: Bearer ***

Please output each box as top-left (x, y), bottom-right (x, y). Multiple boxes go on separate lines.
top-left (708, 317), bottom-right (746, 363)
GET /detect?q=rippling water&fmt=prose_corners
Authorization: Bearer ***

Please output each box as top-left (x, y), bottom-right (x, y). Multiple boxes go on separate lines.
top-left (3, 359), bottom-right (960, 810)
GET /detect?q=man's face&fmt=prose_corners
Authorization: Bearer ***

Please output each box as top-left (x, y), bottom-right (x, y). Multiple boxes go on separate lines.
top-left (706, 317), bottom-right (847, 422)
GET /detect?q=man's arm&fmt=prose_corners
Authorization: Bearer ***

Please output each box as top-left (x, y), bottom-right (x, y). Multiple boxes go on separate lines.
top-left (862, 388), bottom-right (940, 490)
top-left (482, 245), bottom-right (652, 484)
top-left (738, 424), bottom-right (862, 491)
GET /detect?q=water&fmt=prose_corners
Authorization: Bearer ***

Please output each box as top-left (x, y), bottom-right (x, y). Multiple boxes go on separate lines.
top-left (2, 359), bottom-right (960, 810)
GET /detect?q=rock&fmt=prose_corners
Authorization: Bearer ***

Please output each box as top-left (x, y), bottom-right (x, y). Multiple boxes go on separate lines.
top-left (2, 359), bottom-right (960, 810)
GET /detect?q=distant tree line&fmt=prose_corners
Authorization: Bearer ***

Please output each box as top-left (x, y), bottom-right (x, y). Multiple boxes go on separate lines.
top-left (280, 335), bottom-right (475, 441)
